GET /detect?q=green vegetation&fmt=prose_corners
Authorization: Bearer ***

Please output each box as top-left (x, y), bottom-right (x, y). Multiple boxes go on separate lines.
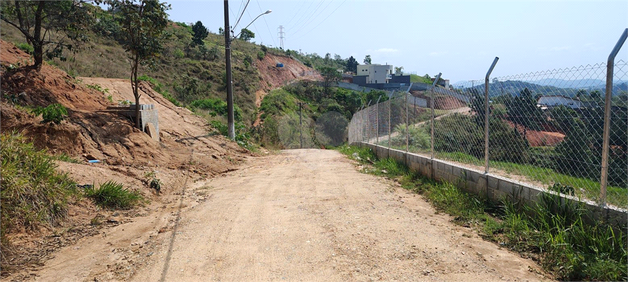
top-left (190, 98), bottom-right (242, 121)
top-left (86, 83), bottom-right (109, 94)
top-left (410, 74), bottom-right (433, 84)
top-left (32, 103), bottom-right (68, 124)
top-left (256, 81), bottom-right (390, 148)
top-left (15, 42), bottom-right (33, 54)
top-left (136, 75), bottom-right (181, 107)
top-left (0, 0), bottom-right (94, 70)
top-left (85, 181), bottom-right (143, 209)
top-left (338, 145), bottom-right (627, 281)
top-left (115, 0), bottom-right (170, 129)
top-left (1, 133), bottom-right (77, 253)
top-left (434, 151), bottom-right (628, 208)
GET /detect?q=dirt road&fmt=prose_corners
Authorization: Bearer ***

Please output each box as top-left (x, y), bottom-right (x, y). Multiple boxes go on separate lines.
top-left (30, 150), bottom-right (548, 282)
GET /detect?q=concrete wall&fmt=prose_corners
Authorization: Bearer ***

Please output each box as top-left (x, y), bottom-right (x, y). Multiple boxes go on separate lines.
top-left (337, 81), bottom-right (380, 93)
top-left (358, 142), bottom-right (627, 228)
top-left (109, 104), bottom-right (160, 141)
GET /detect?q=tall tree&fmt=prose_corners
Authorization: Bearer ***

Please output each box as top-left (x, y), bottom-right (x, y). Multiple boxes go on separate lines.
top-left (363, 54), bottom-right (371, 65)
top-left (506, 88), bottom-right (544, 133)
top-left (239, 28), bottom-right (254, 42)
top-left (319, 66), bottom-right (341, 98)
top-left (191, 20), bottom-right (208, 46)
top-left (0, 0), bottom-right (93, 71)
top-left (346, 56), bottom-right (358, 73)
top-left (115, 0), bottom-right (169, 129)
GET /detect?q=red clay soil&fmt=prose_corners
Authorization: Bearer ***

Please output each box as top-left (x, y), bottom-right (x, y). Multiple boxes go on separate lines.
top-left (411, 91), bottom-right (466, 110)
top-left (1, 39), bottom-right (248, 172)
top-left (1, 39), bottom-right (251, 277)
top-left (253, 52), bottom-right (321, 107)
top-left (506, 121), bottom-right (565, 147)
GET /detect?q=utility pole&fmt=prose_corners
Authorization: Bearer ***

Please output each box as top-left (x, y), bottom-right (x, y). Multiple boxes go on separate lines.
top-left (224, 1), bottom-right (271, 140)
top-left (278, 25), bottom-right (285, 50)
top-left (224, 0), bottom-right (235, 140)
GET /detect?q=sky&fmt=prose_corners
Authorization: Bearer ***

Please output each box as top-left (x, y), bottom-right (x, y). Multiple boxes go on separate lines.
top-left (166, 0), bottom-right (628, 83)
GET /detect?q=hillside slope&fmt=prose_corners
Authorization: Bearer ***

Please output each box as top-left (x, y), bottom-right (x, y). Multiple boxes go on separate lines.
top-left (0, 20), bottom-right (321, 125)
top-left (0, 39), bottom-right (250, 277)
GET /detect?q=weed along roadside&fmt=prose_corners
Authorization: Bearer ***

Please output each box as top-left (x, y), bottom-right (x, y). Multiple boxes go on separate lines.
top-left (338, 145), bottom-right (627, 281)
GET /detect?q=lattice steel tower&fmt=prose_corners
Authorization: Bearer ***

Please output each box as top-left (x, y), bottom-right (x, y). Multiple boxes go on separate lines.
top-left (278, 25), bottom-right (285, 49)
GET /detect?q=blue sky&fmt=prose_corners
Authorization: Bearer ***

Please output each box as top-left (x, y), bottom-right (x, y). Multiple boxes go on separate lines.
top-left (166, 0), bottom-right (628, 83)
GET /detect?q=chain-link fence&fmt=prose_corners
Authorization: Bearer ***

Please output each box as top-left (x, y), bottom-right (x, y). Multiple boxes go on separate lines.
top-left (348, 59), bottom-right (628, 208)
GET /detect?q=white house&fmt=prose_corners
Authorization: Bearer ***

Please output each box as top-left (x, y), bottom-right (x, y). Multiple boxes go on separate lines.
top-left (356, 64), bottom-right (393, 84)
top-left (537, 95), bottom-right (582, 110)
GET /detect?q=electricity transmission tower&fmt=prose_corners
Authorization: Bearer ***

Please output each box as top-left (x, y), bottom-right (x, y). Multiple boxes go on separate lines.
top-left (278, 25), bottom-right (285, 49)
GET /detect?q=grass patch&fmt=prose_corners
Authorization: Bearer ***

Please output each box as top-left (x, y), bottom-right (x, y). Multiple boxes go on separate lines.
top-left (434, 151), bottom-right (627, 208)
top-left (1, 132), bottom-right (78, 263)
top-left (85, 181), bottom-right (143, 209)
top-left (137, 75), bottom-right (182, 107)
top-left (337, 145), bottom-right (627, 281)
top-left (52, 153), bottom-right (81, 164)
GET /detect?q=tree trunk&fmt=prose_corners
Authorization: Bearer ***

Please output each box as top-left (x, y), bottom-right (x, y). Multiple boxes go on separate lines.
top-left (33, 43), bottom-right (43, 71)
top-left (132, 55), bottom-right (141, 129)
top-left (33, 1), bottom-right (45, 71)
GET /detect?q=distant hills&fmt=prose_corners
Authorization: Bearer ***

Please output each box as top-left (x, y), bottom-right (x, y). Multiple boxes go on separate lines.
top-left (453, 79), bottom-right (628, 98)
top-left (531, 79), bottom-right (628, 90)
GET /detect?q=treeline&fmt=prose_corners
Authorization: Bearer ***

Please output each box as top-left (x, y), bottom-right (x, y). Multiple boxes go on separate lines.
top-left (254, 81), bottom-right (388, 148)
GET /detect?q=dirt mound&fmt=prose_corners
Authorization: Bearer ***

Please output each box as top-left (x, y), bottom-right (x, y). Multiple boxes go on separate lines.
top-left (1, 40), bottom-right (248, 173)
top-left (1, 39), bottom-right (252, 277)
top-left (254, 53), bottom-right (321, 107)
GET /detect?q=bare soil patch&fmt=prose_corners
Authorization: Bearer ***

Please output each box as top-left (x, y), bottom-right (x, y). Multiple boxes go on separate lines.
top-left (1, 39), bottom-right (251, 278)
top-left (20, 150), bottom-right (550, 281)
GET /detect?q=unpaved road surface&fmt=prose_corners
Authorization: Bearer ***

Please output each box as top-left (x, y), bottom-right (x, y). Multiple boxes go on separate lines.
top-left (30, 150), bottom-right (548, 282)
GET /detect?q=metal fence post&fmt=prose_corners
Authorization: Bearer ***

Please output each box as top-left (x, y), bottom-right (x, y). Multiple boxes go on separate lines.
top-left (376, 95), bottom-right (382, 145)
top-left (600, 28), bottom-right (627, 206)
top-left (484, 57), bottom-right (499, 174)
top-left (366, 100), bottom-right (372, 143)
top-left (430, 73), bottom-right (442, 159)
top-left (406, 92), bottom-right (409, 153)
top-left (388, 91), bottom-right (394, 151)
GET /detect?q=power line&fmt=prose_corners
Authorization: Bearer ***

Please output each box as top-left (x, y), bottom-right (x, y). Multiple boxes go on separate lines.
top-left (246, 9), bottom-right (261, 40)
top-left (256, 0), bottom-right (276, 47)
top-left (233, 0), bottom-right (251, 31)
top-left (284, 1), bottom-right (315, 28)
top-left (289, 0), bottom-right (327, 36)
top-left (292, 0), bottom-right (347, 41)
top-left (235, 0), bottom-right (246, 26)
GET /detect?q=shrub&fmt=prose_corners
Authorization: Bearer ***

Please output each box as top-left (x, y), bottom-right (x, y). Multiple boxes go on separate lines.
top-left (391, 123), bottom-right (430, 150)
top-left (1, 133), bottom-right (76, 234)
top-left (16, 43), bottom-right (33, 54)
top-left (137, 75), bottom-right (181, 107)
top-left (257, 51), bottom-right (265, 60)
top-left (85, 181), bottom-right (143, 209)
top-left (32, 103), bottom-right (68, 124)
top-left (244, 54), bottom-right (252, 68)
top-left (174, 49), bottom-right (185, 59)
top-left (191, 98), bottom-right (242, 121)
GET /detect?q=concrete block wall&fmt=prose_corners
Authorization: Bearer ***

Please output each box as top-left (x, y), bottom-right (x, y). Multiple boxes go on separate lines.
top-left (139, 107), bottom-right (160, 141)
top-left (359, 142), bottom-right (627, 227)
top-left (107, 104), bottom-right (160, 141)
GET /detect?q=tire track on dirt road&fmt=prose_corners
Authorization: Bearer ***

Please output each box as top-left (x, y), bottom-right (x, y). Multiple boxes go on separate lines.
top-left (30, 149), bottom-right (550, 281)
